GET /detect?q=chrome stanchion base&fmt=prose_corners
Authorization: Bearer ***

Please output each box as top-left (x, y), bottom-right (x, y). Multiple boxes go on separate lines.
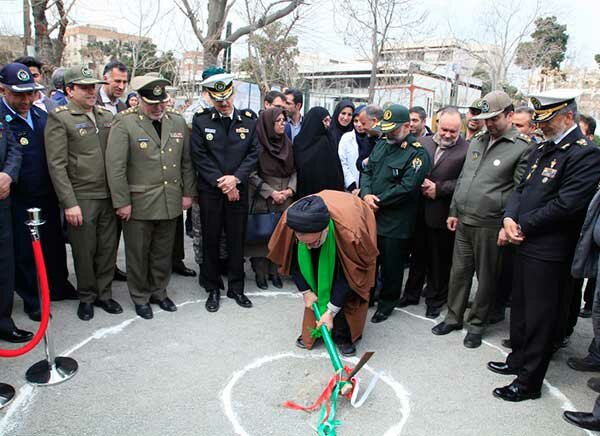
top-left (25, 357), bottom-right (78, 386)
top-left (0, 383), bottom-right (15, 409)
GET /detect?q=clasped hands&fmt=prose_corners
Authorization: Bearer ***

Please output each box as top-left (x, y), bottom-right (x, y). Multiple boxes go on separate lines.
top-left (498, 217), bottom-right (524, 246)
top-left (217, 175), bottom-right (239, 202)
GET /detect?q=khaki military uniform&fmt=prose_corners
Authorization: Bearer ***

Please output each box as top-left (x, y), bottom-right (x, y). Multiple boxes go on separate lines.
top-left (45, 101), bottom-right (118, 303)
top-left (106, 106), bottom-right (195, 304)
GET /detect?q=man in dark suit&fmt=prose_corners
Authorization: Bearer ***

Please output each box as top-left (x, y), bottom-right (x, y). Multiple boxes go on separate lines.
top-left (191, 72), bottom-right (259, 312)
top-left (95, 60), bottom-right (128, 282)
top-left (419, 107), bottom-right (468, 318)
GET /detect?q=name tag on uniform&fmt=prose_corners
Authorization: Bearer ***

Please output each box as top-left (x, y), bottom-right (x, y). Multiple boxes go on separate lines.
top-left (169, 132), bottom-right (184, 139)
top-left (75, 123), bottom-right (90, 129)
top-left (204, 128), bottom-right (216, 133)
top-left (236, 127), bottom-right (249, 134)
top-left (541, 167), bottom-right (557, 178)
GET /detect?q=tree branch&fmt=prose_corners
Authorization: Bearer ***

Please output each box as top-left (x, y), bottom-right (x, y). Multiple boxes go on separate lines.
top-left (177, 0), bottom-right (205, 43)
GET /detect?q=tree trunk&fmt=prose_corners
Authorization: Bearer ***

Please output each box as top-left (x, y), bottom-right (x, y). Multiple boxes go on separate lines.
top-left (367, 28), bottom-right (379, 103)
top-left (31, 0), bottom-right (55, 64)
top-left (23, 0), bottom-right (32, 54)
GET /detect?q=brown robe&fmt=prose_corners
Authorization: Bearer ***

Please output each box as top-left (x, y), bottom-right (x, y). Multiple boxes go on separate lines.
top-left (268, 190), bottom-right (378, 347)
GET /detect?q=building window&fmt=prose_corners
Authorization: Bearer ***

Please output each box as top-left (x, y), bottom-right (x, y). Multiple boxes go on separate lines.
top-left (438, 50), bottom-right (452, 62)
top-left (88, 35), bottom-right (97, 43)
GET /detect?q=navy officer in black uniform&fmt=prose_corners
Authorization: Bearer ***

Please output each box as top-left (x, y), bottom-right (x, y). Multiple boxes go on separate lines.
top-left (0, 64), bottom-right (33, 343)
top-left (191, 71), bottom-right (259, 312)
top-left (0, 63), bottom-right (78, 322)
top-left (489, 90), bottom-right (600, 401)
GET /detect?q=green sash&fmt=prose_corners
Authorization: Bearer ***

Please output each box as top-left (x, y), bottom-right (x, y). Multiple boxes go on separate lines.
top-left (297, 219), bottom-right (336, 325)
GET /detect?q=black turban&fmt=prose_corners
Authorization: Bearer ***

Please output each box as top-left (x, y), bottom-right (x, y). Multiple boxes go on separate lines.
top-left (286, 196), bottom-right (330, 233)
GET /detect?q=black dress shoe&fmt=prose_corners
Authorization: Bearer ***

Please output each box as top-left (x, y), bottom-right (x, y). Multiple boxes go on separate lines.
top-left (255, 274), bottom-right (268, 290)
top-left (270, 274), bottom-right (283, 289)
top-left (338, 343), bottom-right (356, 357)
top-left (431, 322), bottom-right (462, 336)
top-left (487, 361), bottom-right (520, 375)
top-left (563, 411), bottom-right (600, 431)
top-left (206, 289), bottom-right (221, 312)
top-left (113, 267), bottom-right (127, 282)
top-left (295, 335), bottom-right (307, 349)
top-left (149, 296), bottom-right (177, 312)
top-left (501, 339), bottom-right (512, 348)
top-left (135, 304), bottom-right (153, 319)
top-left (77, 302), bottom-right (94, 321)
top-left (371, 311), bottom-right (389, 323)
top-left (579, 308), bottom-right (593, 318)
top-left (588, 377), bottom-right (600, 394)
top-left (567, 355), bottom-right (600, 372)
top-left (396, 296), bottom-right (419, 308)
top-left (27, 310), bottom-right (42, 322)
top-left (0, 328), bottom-right (34, 343)
top-left (425, 307), bottom-right (441, 319)
top-left (94, 298), bottom-right (123, 314)
top-left (172, 262), bottom-right (197, 277)
top-left (464, 332), bottom-right (482, 349)
top-left (493, 384), bottom-right (541, 402)
top-left (227, 290), bottom-right (253, 308)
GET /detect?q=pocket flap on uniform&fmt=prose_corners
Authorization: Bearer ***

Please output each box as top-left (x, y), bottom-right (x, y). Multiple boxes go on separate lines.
top-left (129, 185), bottom-right (147, 193)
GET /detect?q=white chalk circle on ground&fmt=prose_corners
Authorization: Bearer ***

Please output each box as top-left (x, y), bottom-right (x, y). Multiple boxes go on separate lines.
top-left (221, 351), bottom-right (411, 436)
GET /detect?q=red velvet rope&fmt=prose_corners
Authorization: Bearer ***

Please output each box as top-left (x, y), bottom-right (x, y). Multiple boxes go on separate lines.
top-left (0, 239), bottom-right (50, 357)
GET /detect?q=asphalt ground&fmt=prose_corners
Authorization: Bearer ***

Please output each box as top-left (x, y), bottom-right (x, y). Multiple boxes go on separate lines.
top-left (0, 237), bottom-right (598, 436)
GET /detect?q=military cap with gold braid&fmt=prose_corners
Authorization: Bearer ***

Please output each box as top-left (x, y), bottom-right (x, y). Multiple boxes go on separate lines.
top-left (130, 74), bottom-right (171, 104)
top-left (373, 104), bottom-right (410, 134)
top-left (529, 89), bottom-right (581, 122)
top-left (200, 72), bottom-right (235, 101)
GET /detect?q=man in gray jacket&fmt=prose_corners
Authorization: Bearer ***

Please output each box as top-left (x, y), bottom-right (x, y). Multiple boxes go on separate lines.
top-left (431, 91), bottom-right (531, 348)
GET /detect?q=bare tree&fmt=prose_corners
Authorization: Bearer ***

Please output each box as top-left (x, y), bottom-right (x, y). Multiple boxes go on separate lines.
top-left (176, 0), bottom-right (305, 66)
top-left (339, 0), bottom-right (426, 103)
top-left (451, 0), bottom-right (544, 90)
top-left (30, 0), bottom-right (76, 66)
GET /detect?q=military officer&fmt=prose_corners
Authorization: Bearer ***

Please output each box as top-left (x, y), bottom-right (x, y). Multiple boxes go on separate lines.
top-left (0, 63), bottom-right (77, 322)
top-left (106, 75), bottom-right (195, 319)
top-left (360, 104), bottom-right (431, 323)
top-left (489, 90), bottom-right (600, 402)
top-left (0, 84), bottom-right (33, 343)
top-left (45, 65), bottom-right (121, 321)
top-left (191, 72), bottom-right (259, 313)
top-left (432, 91), bottom-right (530, 349)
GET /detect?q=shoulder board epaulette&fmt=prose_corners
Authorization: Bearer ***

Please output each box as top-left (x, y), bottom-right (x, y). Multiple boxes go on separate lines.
top-left (518, 133), bottom-right (531, 143)
top-left (473, 130), bottom-right (485, 139)
top-left (195, 107), bottom-right (209, 116)
top-left (54, 105), bottom-right (68, 113)
top-left (243, 110), bottom-right (257, 119)
top-left (411, 141), bottom-right (422, 148)
top-left (576, 138), bottom-right (588, 147)
top-left (96, 105), bottom-right (110, 112)
top-left (121, 107), bottom-right (136, 115)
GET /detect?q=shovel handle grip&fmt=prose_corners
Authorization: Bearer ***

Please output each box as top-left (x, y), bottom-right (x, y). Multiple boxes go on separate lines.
top-left (312, 303), bottom-right (344, 373)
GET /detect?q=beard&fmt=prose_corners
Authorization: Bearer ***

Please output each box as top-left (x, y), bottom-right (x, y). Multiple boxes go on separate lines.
top-left (386, 131), bottom-right (408, 144)
top-left (434, 132), bottom-right (455, 147)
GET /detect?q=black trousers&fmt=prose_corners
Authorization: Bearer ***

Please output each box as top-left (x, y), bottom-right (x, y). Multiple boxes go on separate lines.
top-left (332, 307), bottom-right (352, 345)
top-left (563, 278), bottom-right (596, 339)
top-left (507, 252), bottom-right (569, 392)
top-left (12, 195), bottom-right (73, 313)
top-left (424, 227), bottom-right (454, 310)
top-left (172, 214), bottom-right (185, 265)
top-left (377, 235), bottom-right (411, 315)
top-left (493, 245), bottom-right (515, 313)
top-left (403, 218), bottom-right (427, 301)
top-left (199, 188), bottom-right (247, 293)
top-left (0, 205), bottom-right (16, 334)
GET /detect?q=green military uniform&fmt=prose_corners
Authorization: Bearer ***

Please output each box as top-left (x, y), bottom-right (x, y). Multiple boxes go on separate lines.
top-left (44, 66), bottom-right (118, 306)
top-left (105, 75), bottom-right (195, 306)
top-left (440, 91), bottom-right (531, 342)
top-left (360, 104), bottom-right (431, 319)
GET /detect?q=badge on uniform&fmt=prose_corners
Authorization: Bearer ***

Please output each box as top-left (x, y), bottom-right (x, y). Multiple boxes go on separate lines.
top-left (235, 127), bottom-right (249, 134)
top-left (79, 128), bottom-right (87, 136)
top-left (472, 151), bottom-right (480, 160)
top-left (19, 137), bottom-right (28, 146)
top-left (138, 138), bottom-right (149, 149)
top-left (400, 141), bottom-right (407, 149)
top-left (204, 128), bottom-right (216, 134)
top-left (240, 133), bottom-right (246, 139)
top-left (103, 122), bottom-right (112, 128)
top-left (412, 157), bottom-right (423, 172)
top-left (541, 167), bottom-right (557, 178)
top-left (5, 114), bottom-right (13, 122)
top-left (169, 132), bottom-right (184, 139)
top-left (206, 133), bottom-right (214, 141)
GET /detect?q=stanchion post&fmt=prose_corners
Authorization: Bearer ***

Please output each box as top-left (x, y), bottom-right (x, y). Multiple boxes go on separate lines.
top-left (0, 383), bottom-right (15, 409)
top-left (24, 208), bottom-right (78, 386)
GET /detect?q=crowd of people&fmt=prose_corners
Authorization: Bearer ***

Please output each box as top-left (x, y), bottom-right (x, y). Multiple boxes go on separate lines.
top-left (2, 56), bottom-right (600, 429)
